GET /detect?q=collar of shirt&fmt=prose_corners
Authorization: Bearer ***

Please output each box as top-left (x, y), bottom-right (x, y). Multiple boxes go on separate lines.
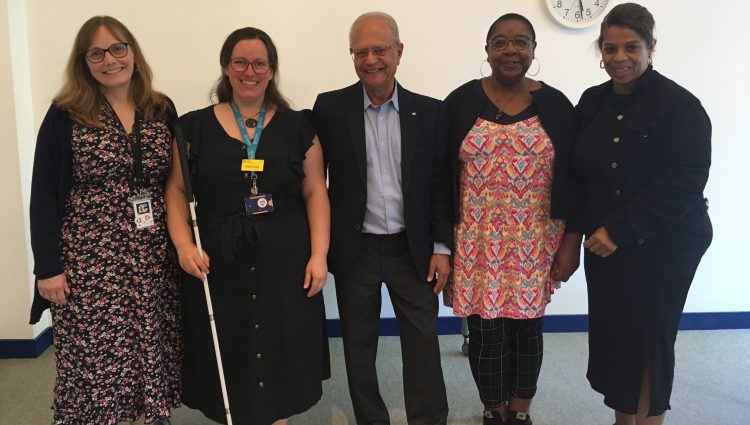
top-left (362, 83), bottom-right (400, 113)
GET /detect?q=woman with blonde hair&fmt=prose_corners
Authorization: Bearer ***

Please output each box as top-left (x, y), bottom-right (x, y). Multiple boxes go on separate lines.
top-left (29, 15), bottom-right (180, 424)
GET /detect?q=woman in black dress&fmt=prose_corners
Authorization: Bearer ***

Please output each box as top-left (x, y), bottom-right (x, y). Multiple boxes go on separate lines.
top-left (568, 4), bottom-right (712, 424)
top-left (165, 27), bottom-right (330, 424)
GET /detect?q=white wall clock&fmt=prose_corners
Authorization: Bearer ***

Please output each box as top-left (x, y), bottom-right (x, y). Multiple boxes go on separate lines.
top-left (546, 0), bottom-right (610, 29)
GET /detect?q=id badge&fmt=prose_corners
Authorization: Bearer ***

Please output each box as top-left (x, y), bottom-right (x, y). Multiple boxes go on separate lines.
top-left (132, 198), bottom-right (155, 229)
top-left (244, 193), bottom-right (275, 215)
top-left (241, 159), bottom-right (265, 172)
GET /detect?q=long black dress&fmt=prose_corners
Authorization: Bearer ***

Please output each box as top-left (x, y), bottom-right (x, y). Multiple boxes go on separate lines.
top-left (570, 67), bottom-right (712, 415)
top-left (177, 106), bottom-right (330, 424)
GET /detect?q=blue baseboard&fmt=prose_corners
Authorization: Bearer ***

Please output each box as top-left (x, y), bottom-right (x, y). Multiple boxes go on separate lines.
top-left (326, 311), bottom-right (750, 337)
top-left (4, 312), bottom-right (749, 358)
top-left (0, 326), bottom-right (52, 359)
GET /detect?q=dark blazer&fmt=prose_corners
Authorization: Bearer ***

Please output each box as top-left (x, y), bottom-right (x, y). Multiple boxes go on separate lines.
top-left (569, 66), bottom-right (711, 246)
top-left (313, 82), bottom-right (452, 279)
top-left (444, 79), bottom-right (578, 222)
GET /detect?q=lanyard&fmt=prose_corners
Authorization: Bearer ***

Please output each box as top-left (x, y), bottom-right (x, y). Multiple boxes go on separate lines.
top-left (103, 98), bottom-right (147, 190)
top-left (129, 113), bottom-right (145, 188)
top-left (230, 101), bottom-right (267, 173)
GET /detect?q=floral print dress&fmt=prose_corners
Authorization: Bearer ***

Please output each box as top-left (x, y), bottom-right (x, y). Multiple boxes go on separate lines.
top-left (51, 103), bottom-right (181, 424)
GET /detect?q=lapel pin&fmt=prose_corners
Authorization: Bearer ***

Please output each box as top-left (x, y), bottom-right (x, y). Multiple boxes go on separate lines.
top-left (411, 112), bottom-right (417, 116)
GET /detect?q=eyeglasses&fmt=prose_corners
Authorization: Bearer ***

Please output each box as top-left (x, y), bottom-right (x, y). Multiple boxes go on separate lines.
top-left (350, 45), bottom-right (394, 61)
top-left (229, 58), bottom-right (271, 74)
top-left (84, 43), bottom-right (129, 63)
top-left (487, 36), bottom-right (533, 51)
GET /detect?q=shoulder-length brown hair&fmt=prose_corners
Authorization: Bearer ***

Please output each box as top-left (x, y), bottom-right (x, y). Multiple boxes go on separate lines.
top-left (54, 16), bottom-right (169, 128)
top-left (212, 27), bottom-right (290, 111)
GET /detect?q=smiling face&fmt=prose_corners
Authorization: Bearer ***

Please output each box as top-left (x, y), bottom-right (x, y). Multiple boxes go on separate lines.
top-left (486, 19), bottom-right (536, 85)
top-left (224, 38), bottom-right (274, 103)
top-left (85, 25), bottom-right (134, 94)
top-left (600, 25), bottom-right (655, 93)
top-left (349, 16), bottom-right (403, 101)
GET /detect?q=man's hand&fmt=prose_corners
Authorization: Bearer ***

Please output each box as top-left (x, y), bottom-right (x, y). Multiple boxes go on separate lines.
top-left (427, 254), bottom-right (451, 294)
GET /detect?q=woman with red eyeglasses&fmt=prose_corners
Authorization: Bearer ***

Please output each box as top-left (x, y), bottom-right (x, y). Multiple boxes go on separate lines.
top-left (165, 27), bottom-right (330, 425)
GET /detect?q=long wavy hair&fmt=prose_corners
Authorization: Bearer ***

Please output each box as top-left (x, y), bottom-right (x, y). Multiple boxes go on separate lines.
top-left (54, 16), bottom-right (169, 127)
top-left (212, 27), bottom-right (290, 111)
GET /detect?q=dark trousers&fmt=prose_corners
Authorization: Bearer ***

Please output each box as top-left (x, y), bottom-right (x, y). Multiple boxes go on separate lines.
top-left (335, 233), bottom-right (448, 425)
top-left (467, 315), bottom-right (544, 408)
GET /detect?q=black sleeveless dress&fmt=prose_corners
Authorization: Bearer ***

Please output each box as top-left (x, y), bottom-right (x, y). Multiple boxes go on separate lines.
top-left (178, 106), bottom-right (330, 424)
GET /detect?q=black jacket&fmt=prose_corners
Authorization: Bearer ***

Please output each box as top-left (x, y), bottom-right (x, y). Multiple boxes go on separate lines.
top-left (313, 82), bottom-right (452, 279)
top-left (569, 66), bottom-right (711, 246)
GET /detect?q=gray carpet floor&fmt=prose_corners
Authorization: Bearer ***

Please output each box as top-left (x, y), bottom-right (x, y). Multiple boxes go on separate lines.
top-left (1, 330), bottom-right (748, 424)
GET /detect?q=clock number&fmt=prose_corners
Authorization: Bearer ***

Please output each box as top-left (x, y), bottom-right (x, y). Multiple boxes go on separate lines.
top-left (595, 0), bottom-right (600, 5)
top-left (575, 10), bottom-right (582, 19)
top-left (586, 8), bottom-right (592, 17)
top-left (556, 0), bottom-right (562, 8)
top-left (564, 8), bottom-right (569, 17)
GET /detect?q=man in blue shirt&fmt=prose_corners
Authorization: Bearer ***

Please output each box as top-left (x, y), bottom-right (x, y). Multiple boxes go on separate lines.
top-left (313, 11), bottom-right (452, 425)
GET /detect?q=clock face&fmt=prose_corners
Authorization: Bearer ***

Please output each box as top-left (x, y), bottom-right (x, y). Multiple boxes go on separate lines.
top-left (547, 0), bottom-right (609, 29)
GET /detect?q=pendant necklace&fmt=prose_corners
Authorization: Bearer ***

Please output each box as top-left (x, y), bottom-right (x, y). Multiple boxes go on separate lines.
top-left (242, 109), bottom-right (262, 128)
top-left (490, 80), bottom-right (524, 121)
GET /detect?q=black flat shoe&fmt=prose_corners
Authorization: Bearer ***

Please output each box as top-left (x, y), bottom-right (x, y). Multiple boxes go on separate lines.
top-left (483, 409), bottom-right (505, 425)
top-left (507, 411), bottom-right (532, 425)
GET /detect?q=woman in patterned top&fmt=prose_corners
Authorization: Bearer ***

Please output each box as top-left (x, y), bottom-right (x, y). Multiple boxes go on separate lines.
top-left (442, 13), bottom-right (581, 425)
top-left (29, 16), bottom-right (179, 425)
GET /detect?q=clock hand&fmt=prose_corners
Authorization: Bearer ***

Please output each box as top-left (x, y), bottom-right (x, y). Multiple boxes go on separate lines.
top-left (579, 0), bottom-right (585, 16)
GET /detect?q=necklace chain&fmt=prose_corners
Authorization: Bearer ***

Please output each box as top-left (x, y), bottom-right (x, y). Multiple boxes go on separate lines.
top-left (239, 107), bottom-right (262, 128)
top-left (489, 79), bottom-right (524, 120)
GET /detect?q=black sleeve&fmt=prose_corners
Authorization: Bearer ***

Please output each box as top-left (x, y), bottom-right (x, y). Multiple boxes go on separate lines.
top-left (296, 109), bottom-right (316, 157)
top-left (430, 100), bottom-right (454, 248)
top-left (565, 87), bottom-right (598, 234)
top-left (29, 104), bottom-right (71, 279)
top-left (164, 96), bottom-right (178, 135)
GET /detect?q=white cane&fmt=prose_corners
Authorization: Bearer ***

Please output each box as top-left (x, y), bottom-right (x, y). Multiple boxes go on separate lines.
top-left (175, 125), bottom-right (233, 425)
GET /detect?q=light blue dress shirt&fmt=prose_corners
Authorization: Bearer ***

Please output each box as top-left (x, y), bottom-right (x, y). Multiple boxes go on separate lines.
top-left (361, 85), bottom-right (449, 255)
top-left (362, 85), bottom-right (404, 235)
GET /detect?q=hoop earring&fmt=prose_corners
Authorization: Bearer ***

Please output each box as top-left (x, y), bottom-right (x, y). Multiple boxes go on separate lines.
top-left (527, 57), bottom-right (540, 77)
top-left (479, 59), bottom-right (491, 77)
top-left (599, 59), bottom-right (605, 69)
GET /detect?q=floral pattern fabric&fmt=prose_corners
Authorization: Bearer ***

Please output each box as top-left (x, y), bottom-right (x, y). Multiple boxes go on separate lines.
top-left (445, 116), bottom-right (564, 319)
top-left (51, 103), bottom-right (181, 424)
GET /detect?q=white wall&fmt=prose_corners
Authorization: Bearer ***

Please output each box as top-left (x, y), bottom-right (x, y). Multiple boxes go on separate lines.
top-left (3, 0), bottom-right (748, 335)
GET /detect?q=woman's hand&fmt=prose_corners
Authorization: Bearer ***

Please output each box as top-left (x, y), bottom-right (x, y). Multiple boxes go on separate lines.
top-left (176, 243), bottom-right (210, 280)
top-left (583, 226), bottom-right (618, 258)
top-left (303, 254), bottom-right (328, 297)
top-left (552, 232), bottom-right (582, 282)
top-left (38, 273), bottom-right (70, 305)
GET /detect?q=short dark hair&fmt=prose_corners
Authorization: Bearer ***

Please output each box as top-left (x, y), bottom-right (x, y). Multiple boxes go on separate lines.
top-left (212, 27), bottom-right (290, 111)
top-left (486, 13), bottom-right (536, 44)
top-left (597, 3), bottom-right (655, 50)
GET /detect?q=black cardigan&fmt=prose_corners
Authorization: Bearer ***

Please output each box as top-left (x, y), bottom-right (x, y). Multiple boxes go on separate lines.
top-left (28, 101), bottom-right (176, 324)
top-left (444, 79), bottom-right (578, 222)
